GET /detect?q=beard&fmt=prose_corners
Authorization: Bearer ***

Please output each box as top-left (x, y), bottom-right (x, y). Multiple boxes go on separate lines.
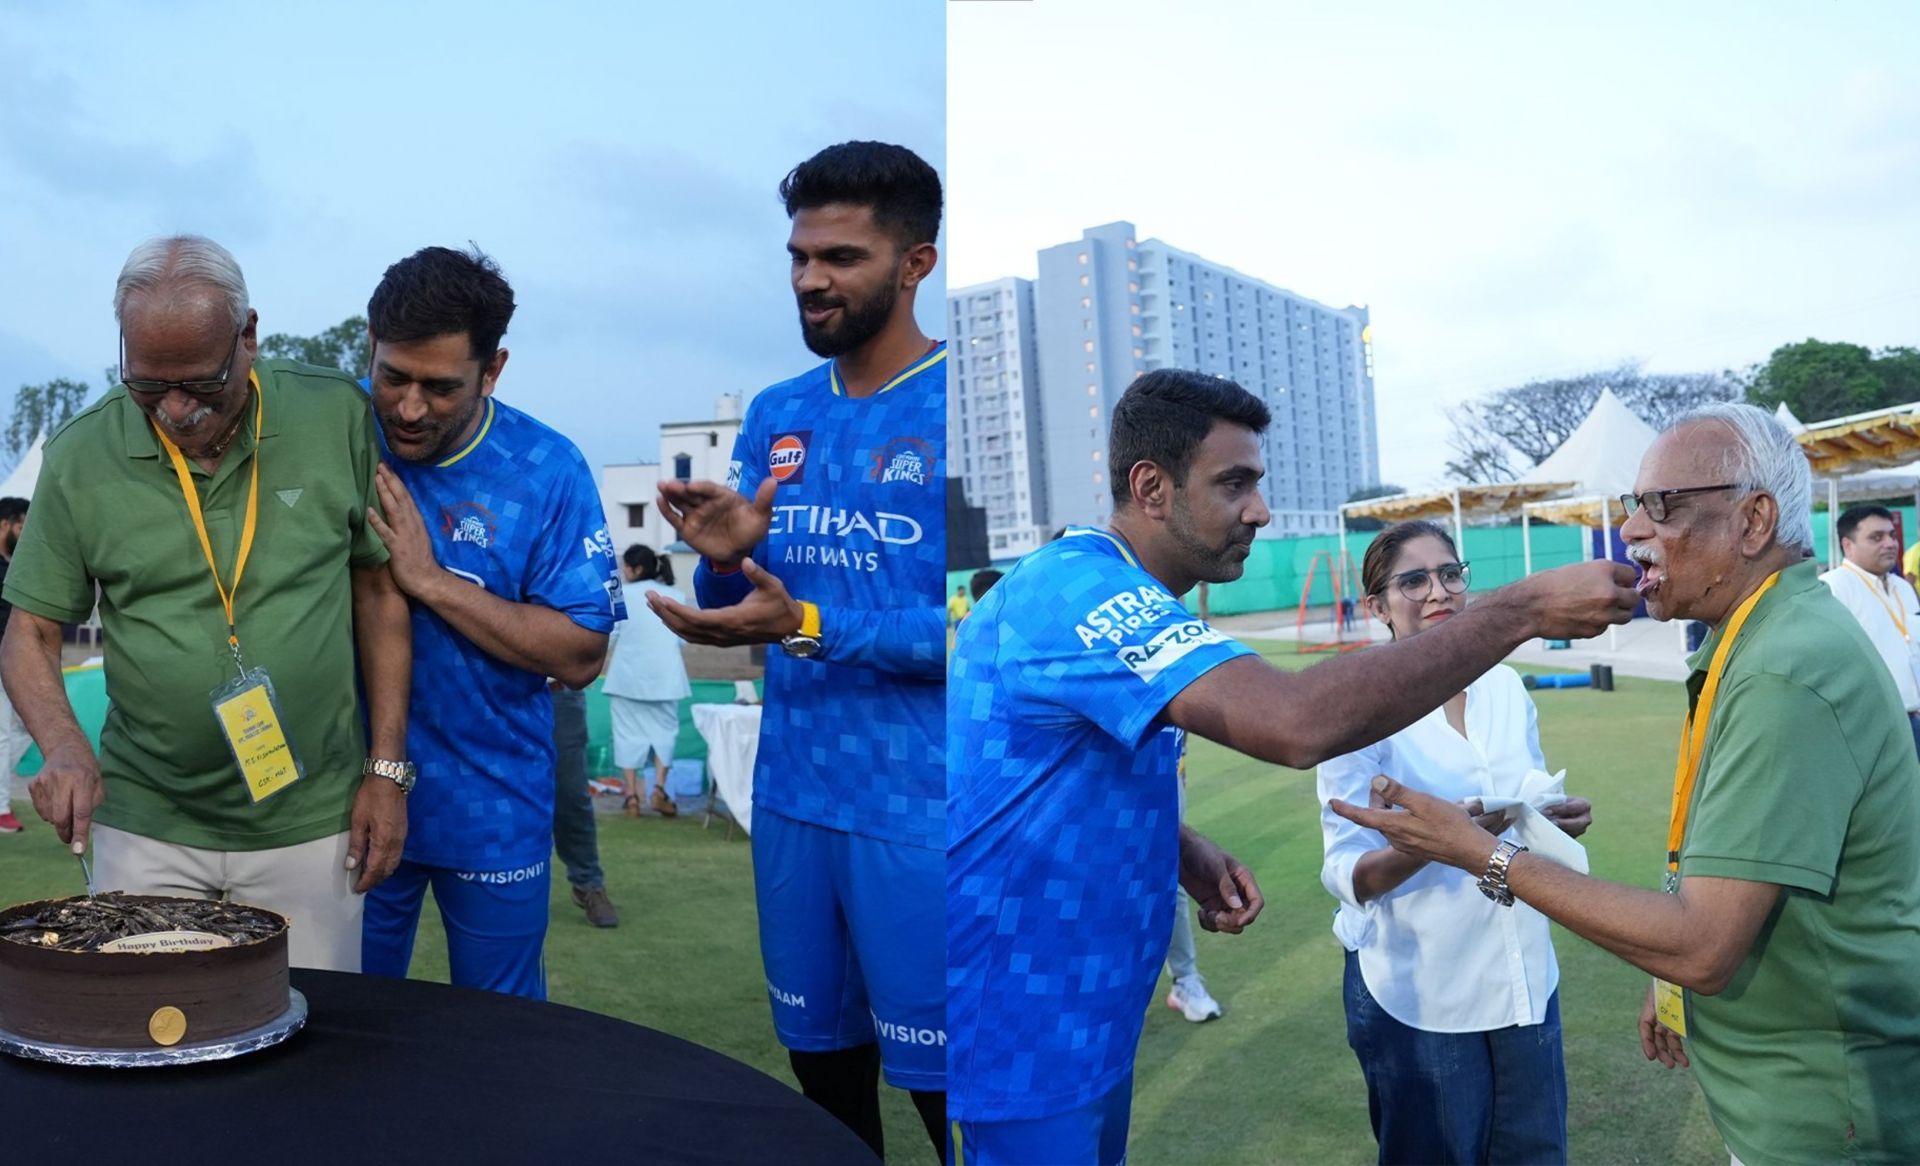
top-left (2, 530), bottom-right (14, 557)
top-left (797, 277), bottom-right (899, 358)
top-left (1169, 492), bottom-right (1255, 584)
top-left (380, 396), bottom-right (484, 464)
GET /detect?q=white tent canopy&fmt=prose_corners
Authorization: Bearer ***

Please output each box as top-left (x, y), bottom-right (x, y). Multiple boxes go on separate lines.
top-left (0, 434), bottom-right (45, 500)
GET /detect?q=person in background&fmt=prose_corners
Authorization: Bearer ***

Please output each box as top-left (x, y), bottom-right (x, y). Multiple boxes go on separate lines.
top-left (0, 496), bottom-right (29, 835)
top-left (1163, 737), bottom-right (1223, 1024)
top-left (1820, 504), bottom-right (1920, 754)
top-left (968, 568), bottom-right (1002, 603)
top-left (605, 544), bottom-right (690, 818)
top-left (948, 583), bottom-right (971, 626)
top-left (1320, 518), bottom-right (1591, 1165)
top-left (552, 680), bottom-right (616, 928)
top-left (1902, 537), bottom-right (1919, 588)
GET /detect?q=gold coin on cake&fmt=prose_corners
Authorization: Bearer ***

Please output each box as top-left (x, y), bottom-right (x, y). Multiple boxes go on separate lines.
top-left (148, 1005), bottom-right (188, 1046)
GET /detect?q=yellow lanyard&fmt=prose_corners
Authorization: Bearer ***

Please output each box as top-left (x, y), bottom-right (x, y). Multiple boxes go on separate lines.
top-left (150, 371), bottom-right (263, 662)
top-left (1843, 560), bottom-right (1909, 640)
top-left (1666, 570), bottom-right (1782, 887)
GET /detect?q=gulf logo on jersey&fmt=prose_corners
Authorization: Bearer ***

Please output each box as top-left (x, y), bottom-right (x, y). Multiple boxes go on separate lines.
top-left (769, 430), bottom-right (810, 485)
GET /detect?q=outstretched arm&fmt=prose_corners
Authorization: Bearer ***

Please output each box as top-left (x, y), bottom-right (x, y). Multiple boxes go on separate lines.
top-left (1167, 561), bottom-right (1639, 768)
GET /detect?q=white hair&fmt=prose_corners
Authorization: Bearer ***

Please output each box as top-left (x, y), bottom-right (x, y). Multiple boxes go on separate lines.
top-left (113, 235), bottom-right (249, 329)
top-left (1669, 401), bottom-right (1813, 554)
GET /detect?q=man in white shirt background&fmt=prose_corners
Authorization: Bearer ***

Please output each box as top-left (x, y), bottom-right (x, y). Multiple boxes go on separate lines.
top-left (1820, 504), bottom-right (1920, 753)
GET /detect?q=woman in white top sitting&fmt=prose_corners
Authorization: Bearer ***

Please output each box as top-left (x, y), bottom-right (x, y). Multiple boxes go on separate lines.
top-left (1318, 520), bottom-right (1592, 1166)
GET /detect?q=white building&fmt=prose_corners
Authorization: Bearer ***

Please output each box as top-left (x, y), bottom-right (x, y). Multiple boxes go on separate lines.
top-left (949, 277), bottom-right (1051, 559)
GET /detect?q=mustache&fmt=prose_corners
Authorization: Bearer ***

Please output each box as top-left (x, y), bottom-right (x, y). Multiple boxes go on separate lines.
top-left (799, 294), bottom-right (846, 312)
top-left (156, 405), bottom-right (215, 432)
top-left (1627, 545), bottom-right (1661, 566)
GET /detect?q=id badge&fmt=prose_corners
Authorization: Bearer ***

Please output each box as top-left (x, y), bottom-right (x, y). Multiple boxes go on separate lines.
top-left (1652, 977), bottom-right (1687, 1038)
top-left (211, 667), bottom-right (304, 803)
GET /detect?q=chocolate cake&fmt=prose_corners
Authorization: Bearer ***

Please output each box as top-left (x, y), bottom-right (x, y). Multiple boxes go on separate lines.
top-left (0, 894), bottom-right (289, 1050)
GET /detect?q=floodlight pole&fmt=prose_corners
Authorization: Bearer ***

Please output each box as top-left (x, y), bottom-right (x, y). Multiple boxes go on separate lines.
top-left (1828, 478), bottom-right (1840, 569)
top-left (1451, 489), bottom-right (1465, 562)
top-left (1601, 493), bottom-right (1618, 652)
top-left (1522, 509), bottom-right (1533, 578)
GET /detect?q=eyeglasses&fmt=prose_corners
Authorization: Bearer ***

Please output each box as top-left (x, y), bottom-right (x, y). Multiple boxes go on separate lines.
top-left (119, 323), bottom-right (244, 400)
top-left (1618, 485), bottom-right (1738, 523)
top-left (1385, 561), bottom-right (1470, 600)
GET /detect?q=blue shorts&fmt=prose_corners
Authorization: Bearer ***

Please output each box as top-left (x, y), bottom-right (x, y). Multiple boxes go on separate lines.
top-left (362, 857), bottom-right (550, 1001)
top-left (953, 1074), bottom-right (1133, 1166)
top-left (752, 808), bottom-right (943, 1090)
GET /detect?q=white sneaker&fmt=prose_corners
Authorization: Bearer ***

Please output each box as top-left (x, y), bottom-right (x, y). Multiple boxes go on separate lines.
top-left (1166, 974), bottom-right (1222, 1023)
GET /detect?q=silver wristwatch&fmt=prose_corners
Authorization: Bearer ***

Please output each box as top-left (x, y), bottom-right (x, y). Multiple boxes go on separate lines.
top-left (364, 757), bottom-right (417, 795)
top-left (1477, 839), bottom-right (1527, 906)
top-left (780, 633), bottom-right (822, 658)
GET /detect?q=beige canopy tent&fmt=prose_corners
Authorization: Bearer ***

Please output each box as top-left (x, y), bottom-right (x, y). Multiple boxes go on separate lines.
top-left (1779, 402), bottom-right (1920, 566)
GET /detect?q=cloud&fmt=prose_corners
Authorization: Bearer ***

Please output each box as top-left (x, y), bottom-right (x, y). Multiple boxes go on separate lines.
top-left (0, 37), bottom-right (272, 240)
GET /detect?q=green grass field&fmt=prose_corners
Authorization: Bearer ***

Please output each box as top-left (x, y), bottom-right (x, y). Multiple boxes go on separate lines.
top-left (1127, 645), bottom-right (1726, 1165)
top-left (0, 648), bottom-right (1731, 1165)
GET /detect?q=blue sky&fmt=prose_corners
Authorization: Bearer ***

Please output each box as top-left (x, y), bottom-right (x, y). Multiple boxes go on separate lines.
top-left (950, 1), bottom-right (1920, 487)
top-left (0, 0), bottom-right (944, 472)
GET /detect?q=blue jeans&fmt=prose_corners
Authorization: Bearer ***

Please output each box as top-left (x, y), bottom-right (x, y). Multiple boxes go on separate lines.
top-left (550, 686), bottom-right (603, 891)
top-left (1343, 951), bottom-right (1568, 1165)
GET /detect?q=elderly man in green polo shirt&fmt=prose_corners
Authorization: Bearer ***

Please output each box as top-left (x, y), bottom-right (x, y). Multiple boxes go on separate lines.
top-left (1335, 402), bottom-right (1920, 1165)
top-left (0, 235), bottom-right (414, 971)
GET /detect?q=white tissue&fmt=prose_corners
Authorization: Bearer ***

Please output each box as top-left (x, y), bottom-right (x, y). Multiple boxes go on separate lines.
top-left (1477, 768), bottom-right (1589, 874)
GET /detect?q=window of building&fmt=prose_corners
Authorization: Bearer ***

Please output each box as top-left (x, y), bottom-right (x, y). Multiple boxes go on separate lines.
top-left (1087, 383), bottom-right (1097, 395)
top-left (1083, 340), bottom-right (1094, 352)
top-left (673, 454), bottom-right (692, 481)
top-left (1089, 406), bottom-right (1099, 419)
top-left (1080, 296), bottom-right (1091, 308)
top-left (1078, 253), bottom-right (1088, 265)
top-left (1079, 275), bottom-right (1089, 287)
top-left (625, 503), bottom-right (647, 527)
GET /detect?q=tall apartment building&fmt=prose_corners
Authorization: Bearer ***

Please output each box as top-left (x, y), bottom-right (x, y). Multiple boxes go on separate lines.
top-left (1030, 222), bottom-right (1380, 537)
top-left (949, 277), bottom-right (1051, 558)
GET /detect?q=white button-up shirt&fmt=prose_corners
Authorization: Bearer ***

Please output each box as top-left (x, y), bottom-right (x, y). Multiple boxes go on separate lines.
top-left (1820, 561), bottom-right (1920, 712)
top-left (1317, 665), bottom-right (1560, 1033)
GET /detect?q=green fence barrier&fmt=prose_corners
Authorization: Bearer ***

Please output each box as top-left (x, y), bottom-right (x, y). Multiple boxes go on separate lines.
top-left (947, 503), bottom-right (1915, 620)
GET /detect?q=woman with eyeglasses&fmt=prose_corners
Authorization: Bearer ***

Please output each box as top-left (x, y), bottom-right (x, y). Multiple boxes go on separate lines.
top-left (1317, 519), bottom-right (1592, 1165)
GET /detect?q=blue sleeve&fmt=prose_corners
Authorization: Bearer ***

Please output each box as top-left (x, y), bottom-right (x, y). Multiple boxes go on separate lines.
top-left (524, 449), bottom-right (625, 633)
top-left (1006, 558), bottom-right (1256, 749)
top-left (814, 602), bottom-right (944, 678)
top-left (692, 397), bottom-right (767, 612)
top-left (694, 557), bottom-right (754, 609)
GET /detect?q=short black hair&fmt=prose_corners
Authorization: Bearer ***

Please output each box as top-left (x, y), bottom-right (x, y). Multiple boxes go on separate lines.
top-left (368, 245), bottom-right (517, 360)
top-left (0, 497), bottom-right (26, 523)
top-left (1108, 369), bottom-right (1271, 507)
top-left (780, 142), bottom-right (942, 248)
top-left (970, 568), bottom-right (1003, 601)
top-left (1838, 504), bottom-right (1896, 544)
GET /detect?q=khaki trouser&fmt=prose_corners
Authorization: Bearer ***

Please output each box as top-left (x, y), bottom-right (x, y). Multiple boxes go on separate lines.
top-left (91, 823), bottom-right (362, 972)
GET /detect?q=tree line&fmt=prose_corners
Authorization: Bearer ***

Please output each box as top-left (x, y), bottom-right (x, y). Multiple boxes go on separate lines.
top-left (2, 317), bottom-right (369, 469)
top-left (1431, 339), bottom-right (1920, 487)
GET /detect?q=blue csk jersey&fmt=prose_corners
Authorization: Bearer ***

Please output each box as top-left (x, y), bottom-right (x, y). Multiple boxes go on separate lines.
top-left (374, 392), bottom-right (625, 870)
top-left (947, 528), bottom-right (1257, 1122)
top-left (694, 344), bottom-right (945, 850)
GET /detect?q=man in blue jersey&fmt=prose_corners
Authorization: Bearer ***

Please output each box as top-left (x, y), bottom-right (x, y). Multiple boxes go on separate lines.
top-left (948, 369), bottom-right (1642, 1164)
top-left (357, 246), bottom-right (624, 1000)
top-left (649, 141), bottom-right (945, 1160)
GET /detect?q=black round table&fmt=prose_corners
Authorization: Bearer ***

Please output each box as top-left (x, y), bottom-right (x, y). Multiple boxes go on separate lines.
top-left (3, 968), bottom-right (880, 1164)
